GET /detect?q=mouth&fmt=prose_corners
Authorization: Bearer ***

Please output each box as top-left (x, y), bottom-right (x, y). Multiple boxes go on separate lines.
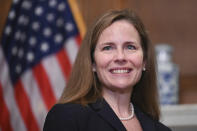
top-left (109, 68), bottom-right (132, 74)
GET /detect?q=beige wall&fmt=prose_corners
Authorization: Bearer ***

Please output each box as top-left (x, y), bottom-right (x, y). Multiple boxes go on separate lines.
top-left (0, 0), bottom-right (197, 103)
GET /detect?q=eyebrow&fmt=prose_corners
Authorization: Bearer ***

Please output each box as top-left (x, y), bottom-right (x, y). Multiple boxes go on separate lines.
top-left (124, 41), bottom-right (137, 45)
top-left (100, 41), bottom-right (137, 45)
top-left (100, 42), bottom-right (114, 45)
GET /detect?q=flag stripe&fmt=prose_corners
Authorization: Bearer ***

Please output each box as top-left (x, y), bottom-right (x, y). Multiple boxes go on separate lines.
top-left (56, 49), bottom-right (72, 80)
top-left (0, 84), bottom-right (13, 131)
top-left (42, 55), bottom-right (66, 99)
top-left (76, 34), bottom-right (82, 47)
top-left (21, 71), bottom-right (48, 130)
top-left (64, 37), bottom-right (79, 65)
top-left (14, 81), bottom-right (39, 131)
top-left (33, 63), bottom-right (57, 110)
top-left (0, 47), bottom-right (26, 131)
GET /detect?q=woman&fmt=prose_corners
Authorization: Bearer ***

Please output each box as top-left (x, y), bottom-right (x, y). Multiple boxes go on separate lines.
top-left (44, 9), bottom-right (171, 131)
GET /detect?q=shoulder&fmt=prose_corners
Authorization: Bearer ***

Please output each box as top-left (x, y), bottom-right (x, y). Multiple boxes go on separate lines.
top-left (154, 120), bottom-right (172, 131)
top-left (49, 103), bottom-right (87, 115)
top-left (43, 103), bottom-right (89, 131)
top-left (134, 106), bottom-right (171, 131)
top-left (45, 103), bottom-right (88, 121)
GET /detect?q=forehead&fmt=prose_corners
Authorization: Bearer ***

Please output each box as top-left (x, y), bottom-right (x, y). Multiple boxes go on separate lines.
top-left (97, 20), bottom-right (140, 44)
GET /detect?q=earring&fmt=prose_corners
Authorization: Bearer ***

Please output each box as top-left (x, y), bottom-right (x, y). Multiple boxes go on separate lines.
top-left (92, 67), bottom-right (96, 72)
top-left (143, 67), bottom-right (146, 71)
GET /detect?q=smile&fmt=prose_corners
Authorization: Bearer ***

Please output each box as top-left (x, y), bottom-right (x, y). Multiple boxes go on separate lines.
top-left (110, 68), bottom-right (132, 74)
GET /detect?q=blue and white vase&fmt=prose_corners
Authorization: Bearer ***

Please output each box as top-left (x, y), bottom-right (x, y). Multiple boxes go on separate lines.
top-left (155, 44), bottom-right (179, 105)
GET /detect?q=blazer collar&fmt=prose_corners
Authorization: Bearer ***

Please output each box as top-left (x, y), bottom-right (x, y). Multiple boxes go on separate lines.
top-left (89, 98), bottom-right (127, 131)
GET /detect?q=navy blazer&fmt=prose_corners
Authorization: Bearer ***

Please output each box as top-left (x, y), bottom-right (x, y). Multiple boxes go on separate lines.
top-left (44, 99), bottom-right (171, 131)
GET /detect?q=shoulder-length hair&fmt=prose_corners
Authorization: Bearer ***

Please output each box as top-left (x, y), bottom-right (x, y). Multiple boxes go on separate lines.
top-left (59, 9), bottom-right (160, 120)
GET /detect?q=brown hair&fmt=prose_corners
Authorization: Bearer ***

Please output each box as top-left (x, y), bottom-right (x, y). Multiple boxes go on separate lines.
top-left (59, 9), bottom-right (160, 120)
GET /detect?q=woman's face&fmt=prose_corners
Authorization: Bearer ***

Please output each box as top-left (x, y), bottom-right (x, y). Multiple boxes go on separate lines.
top-left (93, 20), bottom-right (145, 91)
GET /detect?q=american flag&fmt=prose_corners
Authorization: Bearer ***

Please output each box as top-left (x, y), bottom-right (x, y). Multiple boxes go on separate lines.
top-left (0, 0), bottom-right (84, 130)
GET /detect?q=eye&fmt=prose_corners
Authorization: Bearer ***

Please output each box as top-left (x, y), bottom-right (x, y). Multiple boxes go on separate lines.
top-left (126, 44), bottom-right (136, 50)
top-left (103, 45), bottom-right (112, 51)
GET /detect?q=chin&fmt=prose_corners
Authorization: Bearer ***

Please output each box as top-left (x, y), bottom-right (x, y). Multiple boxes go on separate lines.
top-left (110, 83), bottom-right (134, 90)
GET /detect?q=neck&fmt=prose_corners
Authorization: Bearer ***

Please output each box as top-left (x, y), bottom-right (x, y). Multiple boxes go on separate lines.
top-left (102, 87), bottom-right (133, 118)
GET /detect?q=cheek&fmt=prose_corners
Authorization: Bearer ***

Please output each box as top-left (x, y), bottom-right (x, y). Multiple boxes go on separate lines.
top-left (94, 53), bottom-right (111, 68)
top-left (93, 56), bottom-right (107, 83)
top-left (130, 53), bottom-right (144, 68)
top-left (94, 53), bottom-right (112, 82)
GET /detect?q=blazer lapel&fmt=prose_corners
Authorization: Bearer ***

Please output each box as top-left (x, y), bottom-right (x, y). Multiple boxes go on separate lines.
top-left (134, 106), bottom-right (156, 131)
top-left (89, 99), bottom-right (126, 131)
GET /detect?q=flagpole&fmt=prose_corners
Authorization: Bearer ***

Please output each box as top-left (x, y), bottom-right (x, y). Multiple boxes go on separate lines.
top-left (68, 0), bottom-right (86, 38)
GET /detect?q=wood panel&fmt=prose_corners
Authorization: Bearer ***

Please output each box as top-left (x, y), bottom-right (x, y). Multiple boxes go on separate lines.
top-left (77, 0), bottom-right (127, 28)
top-left (0, 0), bottom-right (12, 38)
top-left (179, 74), bottom-right (197, 104)
top-left (132, 0), bottom-right (197, 76)
top-left (78, 0), bottom-right (197, 76)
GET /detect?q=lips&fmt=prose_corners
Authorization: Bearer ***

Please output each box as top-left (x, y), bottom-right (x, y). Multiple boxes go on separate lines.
top-left (109, 68), bottom-right (132, 74)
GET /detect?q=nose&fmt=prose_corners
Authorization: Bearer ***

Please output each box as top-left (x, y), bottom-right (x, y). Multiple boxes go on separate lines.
top-left (114, 49), bottom-right (127, 64)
